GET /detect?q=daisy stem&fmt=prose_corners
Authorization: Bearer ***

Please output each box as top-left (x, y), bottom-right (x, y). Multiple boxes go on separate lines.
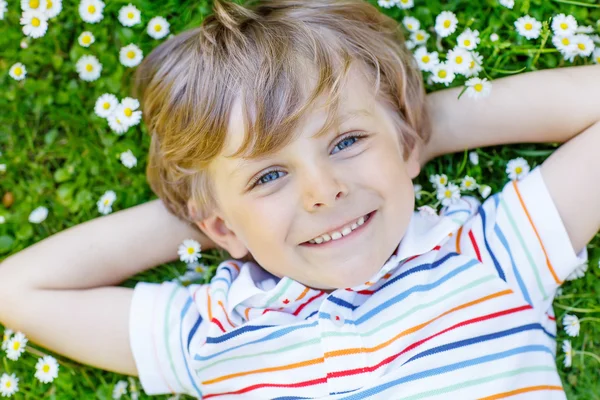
top-left (550, 0), bottom-right (600, 8)
top-left (578, 317), bottom-right (600, 324)
top-left (532, 26), bottom-right (551, 67)
top-left (573, 350), bottom-right (600, 365)
top-left (554, 303), bottom-right (600, 313)
top-left (25, 346), bottom-right (81, 370)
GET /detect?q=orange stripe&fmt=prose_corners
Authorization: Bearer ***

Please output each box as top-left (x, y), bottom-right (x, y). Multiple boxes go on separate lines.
top-left (456, 226), bottom-right (463, 253)
top-left (295, 287), bottom-right (310, 301)
top-left (206, 287), bottom-right (213, 321)
top-left (245, 307), bottom-right (251, 321)
top-left (512, 181), bottom-right (561, 284)
top-left (218, 300), bottom-right (237, 328)
top-left (224, 261), bottom-right (241, 272)
top-left (479, 385), bottom-right (563, 400)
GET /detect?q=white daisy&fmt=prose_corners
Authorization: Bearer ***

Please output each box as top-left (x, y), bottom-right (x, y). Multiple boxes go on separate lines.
top-left (75, 54), bottom-right (102, 81)
top-left (78, 31), bottom-right (95, 47)
top-left (413, 47), bottom-right (439, 72)
top-left (552, 34), bottom-right (577, 62)
top-left (429, 173), bottom-right (449, 188)
top-left (78, 0), bottom-right (104, 24)
top-left (0, 164), bottom-right (4, 172)
top-left (490, 33), bottom-right (499, 42)
top-left (418, 205), bottom-right (437, 217)
top-left (498, 0), bottom-right (514, 9)
top-left (94, 93), bottom-right (118, 118)
top-left (147, 16), bottom-right (170, 39)
top-left (107, 114), bottom-right (130, 135)
top-left (35, 355), bottom-right (59, 383)
top-left (447, 47), bottom-right (472, 75)
top-left (566, 261), bottom-right (588, 281)
top-left (402, 16), bottom-right (420, 32)
top-left (120, 149), bottom-right (137, 168)
top-left (396, 0), bottom-right (413, 9)
top-left (457, 28), bottom-right (480, 50)
top-left (119, 43), bottom-right (143, 67)
top-left (113, 380), bottom-right (128, 400)
top-left (118, 4), bottom-right (141, 27)
top-left (97, 190), bottom-right (116, 215)
top-left (552, 14), bottom-right (578, 37)
top-left (437, 183), bottom-right (461, 206)
top-left (377, 0), bottom-right (397, 8)
top-left (44, 0), bottom-right (62, 19)
top-left (469, 151), bottom-right (479, 165)
top-left (20, 39), bottom-right (29, 49)
top-left (434, 11), bottom-right (458, 38)
top-left (562, 314), bottom-right (580, 337)
top-left (562, 340), bottom-right (572, 367)
top-left (20, 9), bottom-right (48, 39)
top-left (413, 183), bottom-right (422, 200)
top-left (9, 63), bottom-right (27, 81)
top-left (430, 62), bottom-right (455, 85)
top-left (1, 329), bottom-right (13, 351)
top-left (0, 216), bottom-right (5, 224)
top-left (479, 184), bottom-right (492, 199)
top-left (6, 331), bottom-right (28, 361)
top-left (113, 97), bottom-right (142, 126)
top-left (576, 25), bottom-right (594, 34)
top-left (410, 29), bottom-right (429, 45)
top-left (187, 260), bottom-right (209, 276)
top-left (515, 15), bottom-right (542, 40)
top-left (29, 206), bottom-right (48, 223)
top-left (405, 40), bottom-right (416, 50)
top-left (464, 51), bottom-right (483, 77)
top-left (593, 48), bottom-right (600, 64)
top-left (0, 0), bottom-right (7, 20)
top-left (465, 77), bottom-right (492, 99)
top-left (178, 239), bottom-right (202, 264)
top-left (21, 0), bottom-right (47, 13)
top-left (572, 34), bottom-right (595, 58)
top-left (0, 373), bottom-right (18, 397)
top-left (128, 377), bottom-right (140, 400)
top-left (460, 176), bottom-right (478, 191)
top-left (506, 157), bottom-right (530, 180)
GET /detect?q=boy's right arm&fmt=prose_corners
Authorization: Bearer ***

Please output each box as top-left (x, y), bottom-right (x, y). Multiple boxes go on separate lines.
top-left (0, 199), bottom-right (215, 377)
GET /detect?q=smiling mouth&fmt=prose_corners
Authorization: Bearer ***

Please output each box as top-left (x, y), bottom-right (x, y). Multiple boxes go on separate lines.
top-left (301, 210), bottom-right (376, 247)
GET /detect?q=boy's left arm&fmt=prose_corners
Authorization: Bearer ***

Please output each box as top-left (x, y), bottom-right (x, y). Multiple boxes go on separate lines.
top-left (422, 65), bottom-right (600, 165)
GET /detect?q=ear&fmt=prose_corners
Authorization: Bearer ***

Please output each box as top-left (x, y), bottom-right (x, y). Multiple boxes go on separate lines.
top-left (187, 200), bottom-right (250, 259)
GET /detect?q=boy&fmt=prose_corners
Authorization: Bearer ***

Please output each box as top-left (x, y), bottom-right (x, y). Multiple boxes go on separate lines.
top-left (1, 0), bottom-right (599, 398)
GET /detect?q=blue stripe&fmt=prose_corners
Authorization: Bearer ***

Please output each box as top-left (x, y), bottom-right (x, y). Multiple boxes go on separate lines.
top-left (443, 208), bottom-right (471, 216)
top-left (379, 252), bottom-right (460, 292)
top-left (204, 323), bottom-right (279, 344)
top-left (495, 224), bottom-right (533, 306)
top-left (326, 295), bottom-right (359, 310)
top-left (355, 259), bottom-right (479, 325)
top-left (402, 323), bottom-right (543, 365)
top-left (479, 199), bottom-right (506, 281)
top-left (338, 345), bottom-right (554, 399)
top-left (179, 298), bottom-right (203, 397)
top-left (187, 315), bottom-right (203, 350)
top-left (305, 310), bottom-right (319, 320)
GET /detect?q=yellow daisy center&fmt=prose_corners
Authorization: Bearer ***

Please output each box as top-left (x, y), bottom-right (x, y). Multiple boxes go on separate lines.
top-left (124, 107), bottom-right (132, 117)
top-left (82, 35), bottom-right (91, 44)
top-left (443, 20), bottom-right (451, 28)
top-left (444, 190), bottom-right (452, 198)
top-left (422, 55), bottom-right (430, 63)
top-left (407, 24), bottom-right (413, 29)
top-left (560, 22), bottom-right (568, 30)
top-left (438, 70), bottom-right (447, 78)
top-left (30, 0), bottom-right (39, 8)
top-left (562, 37), bottom-right (570, 45)
top-left (464, 39), bottom-right (471, 46)
top-left (596, 56), bottom-right (600, 63)
top-left (416, 33), bottom-right (424, 41)
top-left (515, 166), bottom-right (523, 174)
top-left (47, 0), bottom-right (52, 8)
top-left (12, 341), bottom-right (20, 350)
top-left (524, 22), bottom-right (533, 30)
top-left (465, 181), bottom-right (472, 187)
top-left (455, 56), bottom-right (463, 64)
top-left (43, 364), bottom-right (50, 373)
top-left (127, 50), bottom-right (135, 59)
top-left (401, 0), bottom-right (408, 3)
top-left (32, 17), bottom-right (41, 27)
top-left (195, 266), bottom-right (203, 272)
top-left (104, 199), bottom-right (109, 205)
top-left (154, 24), bottom-right (162, 32)
top-left (14, 67), bottom-right (23, 76)
top-left (88, 5), bottom-right (95, 13)
top-left (86, 64), bottom-right (93, 72)
top-left (187, 247), bottom-right (194, 254)
top-left (5, 382), bottom-right (11, 388)
top-left (474, 83), bottom-right (483, 92)
top-left (103, 102), bottom-right (110, 109)
top-left (127, 12), bottom-right (134, 19)
top-left (469, 60), bottom-right (475, 69)
top-left (578, 43), bottom-right (586, 50)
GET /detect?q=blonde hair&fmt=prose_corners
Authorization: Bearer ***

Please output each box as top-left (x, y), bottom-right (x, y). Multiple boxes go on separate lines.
top-left (133, 0), bottom-right (430, 227)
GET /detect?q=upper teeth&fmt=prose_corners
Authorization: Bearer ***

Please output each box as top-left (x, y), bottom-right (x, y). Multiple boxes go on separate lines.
top-left (308, 214), bottom-right (369, 244)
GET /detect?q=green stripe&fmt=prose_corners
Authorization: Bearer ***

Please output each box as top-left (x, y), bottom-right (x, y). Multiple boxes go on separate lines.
top-left (395, 365), bottom-right (557, 400)
top-left (499, 198), bottom-right (548, 300)
top-left (194, 275), bottom-right (494, 372)
top-left (263, 277), bottom-right (294, 308)
top-left (164, 285), bottom-right (187, 391)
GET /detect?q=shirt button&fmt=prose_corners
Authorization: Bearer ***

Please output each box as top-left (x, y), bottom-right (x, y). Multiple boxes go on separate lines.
top-left (330, 313), bottom-right (345, 327)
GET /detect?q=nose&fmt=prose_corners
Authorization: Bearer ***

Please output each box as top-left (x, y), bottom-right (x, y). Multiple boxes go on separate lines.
top-left (300, 164), bottom-right (349, 211)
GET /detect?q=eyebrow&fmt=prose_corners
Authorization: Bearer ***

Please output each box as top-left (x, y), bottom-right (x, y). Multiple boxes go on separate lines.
top-left (230, 108), bottom-right (371, 178)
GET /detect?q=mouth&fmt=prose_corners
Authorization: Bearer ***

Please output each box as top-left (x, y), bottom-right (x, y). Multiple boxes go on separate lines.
top-left (300, 210), bottom-right (377, 248)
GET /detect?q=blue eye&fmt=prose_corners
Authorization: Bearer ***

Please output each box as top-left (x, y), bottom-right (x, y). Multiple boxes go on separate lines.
top-left (249, 133), bottom-right (367, 189)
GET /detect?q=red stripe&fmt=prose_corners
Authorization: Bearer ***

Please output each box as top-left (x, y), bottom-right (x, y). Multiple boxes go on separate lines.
top-left (202, 377), bottom-right (328, 398)
top-left (293, 291), bottom-right (326, 316)
top-left (327, 304), bottom-right (533, 379)
top-left (469, 230), bottom-right (482, 262)
top-left (211, 317), bottom-right (226, 333)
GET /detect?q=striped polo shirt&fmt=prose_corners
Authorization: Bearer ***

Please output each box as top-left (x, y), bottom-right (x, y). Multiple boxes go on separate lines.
top-left (130, 166), bottom-right (587, 399)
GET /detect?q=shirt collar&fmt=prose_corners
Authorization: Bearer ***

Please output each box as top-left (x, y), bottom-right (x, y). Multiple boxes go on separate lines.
top-left (227, 209), bottom-right (466, 314)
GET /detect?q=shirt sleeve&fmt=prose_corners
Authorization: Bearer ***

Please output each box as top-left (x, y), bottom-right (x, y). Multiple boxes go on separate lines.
top-left (129, 280), bottom-right (208, 397)
top-left (446, 167), bottom-right (587, 311)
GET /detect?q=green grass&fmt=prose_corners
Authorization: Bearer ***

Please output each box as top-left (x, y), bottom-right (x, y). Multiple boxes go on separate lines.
top-left (1, 0), bottom-right (599, 398)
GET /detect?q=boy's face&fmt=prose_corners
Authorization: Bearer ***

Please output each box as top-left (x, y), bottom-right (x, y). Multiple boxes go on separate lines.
top-left (195, 64), bottom-right (421, 291)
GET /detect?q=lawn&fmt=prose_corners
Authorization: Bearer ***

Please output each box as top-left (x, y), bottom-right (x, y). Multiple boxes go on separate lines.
top-left (0, 0), bottom-right (599, 398)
